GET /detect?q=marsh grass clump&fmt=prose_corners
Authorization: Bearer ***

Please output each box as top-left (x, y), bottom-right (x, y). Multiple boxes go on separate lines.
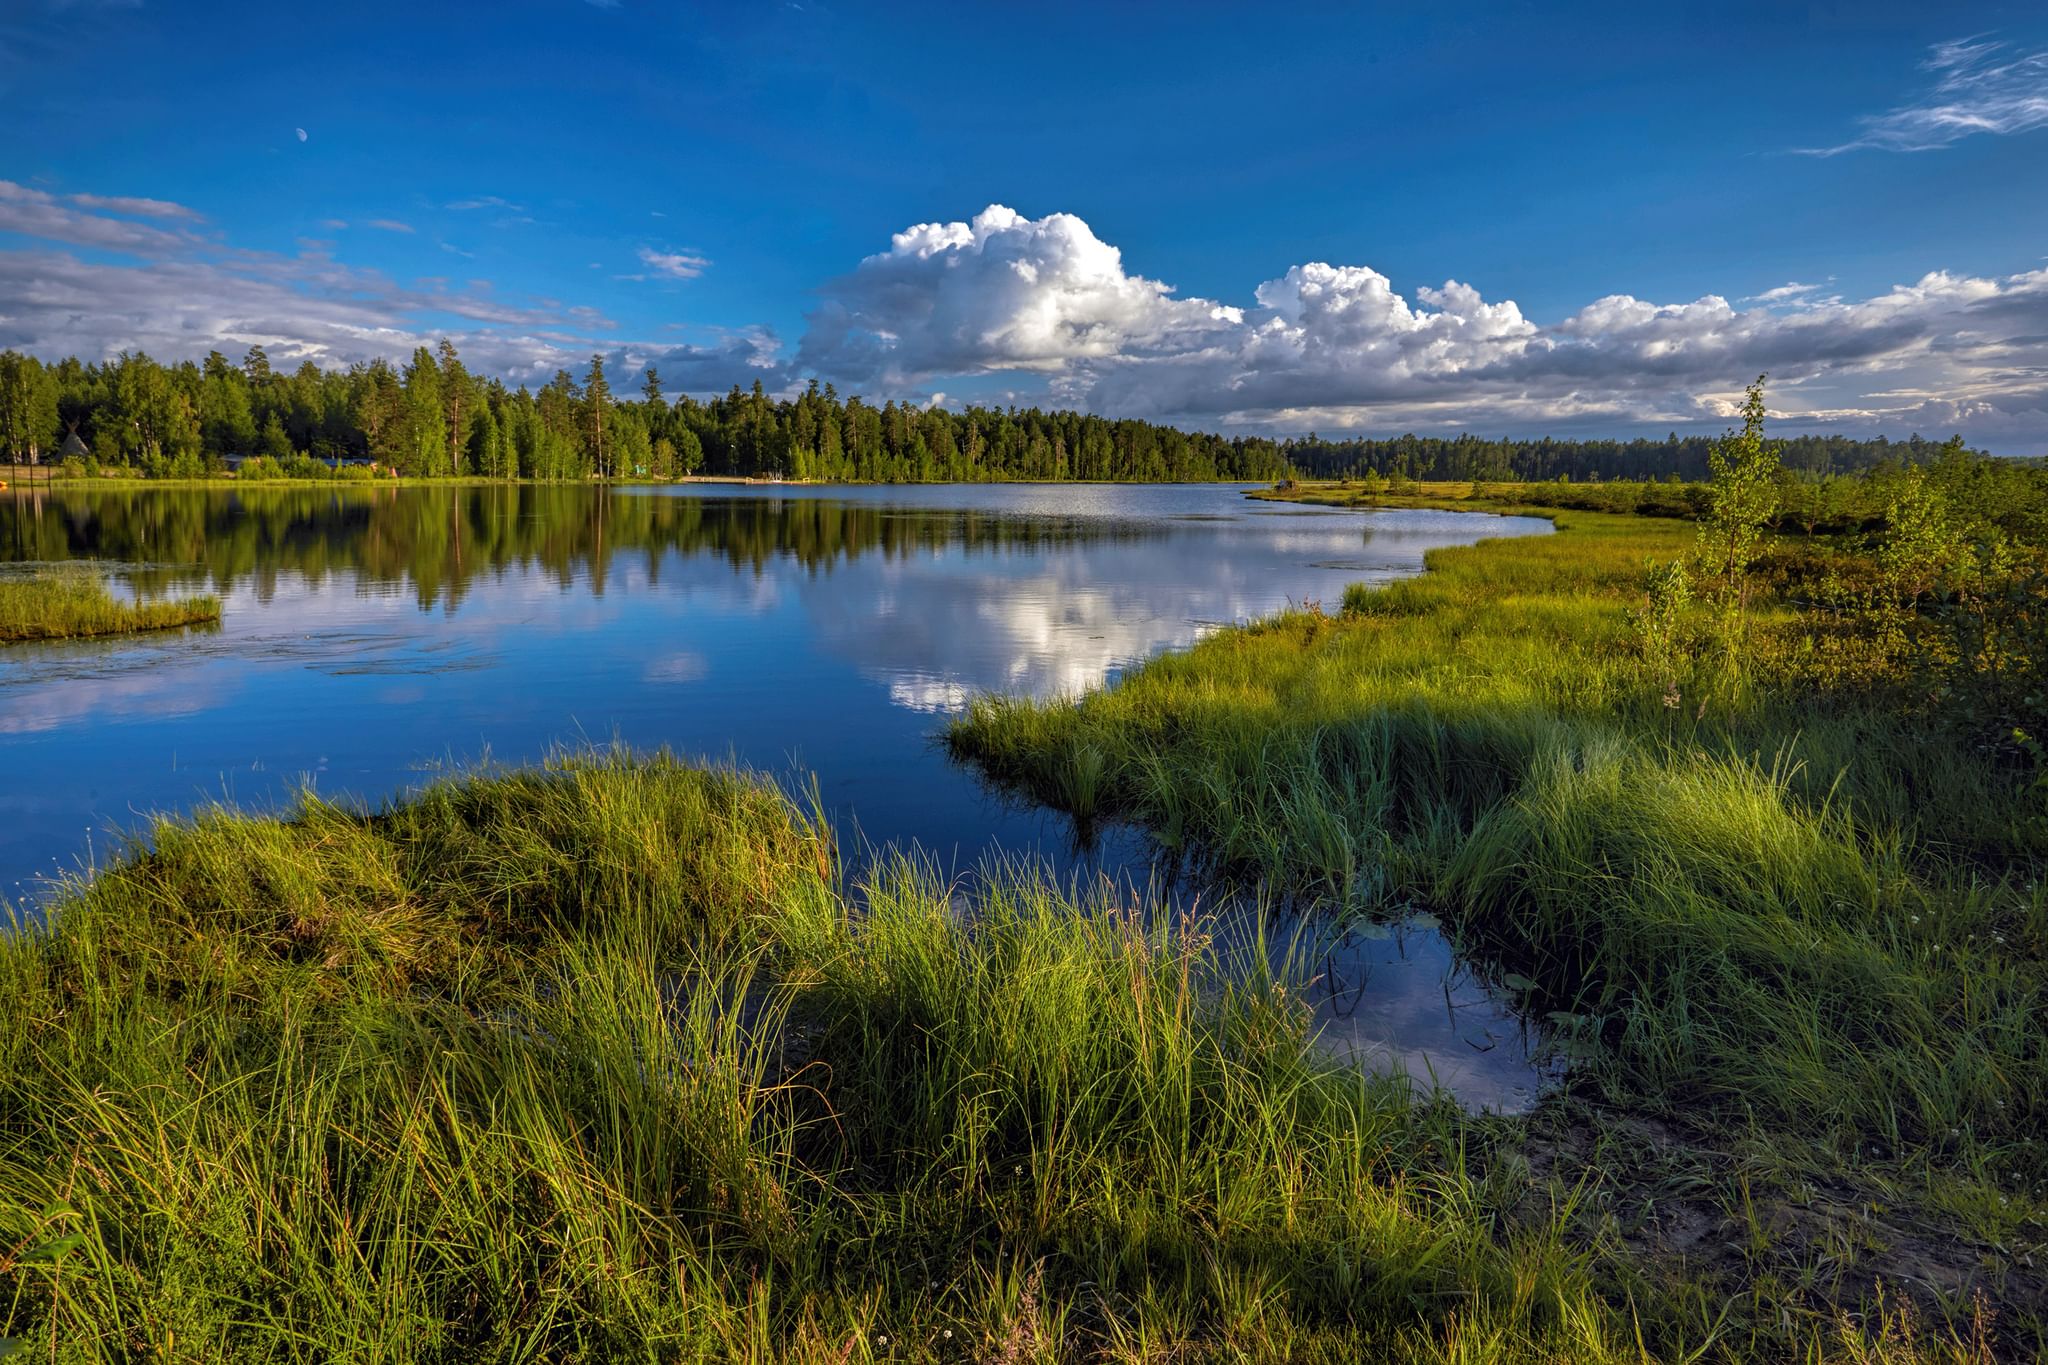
top-left (0, 748), bottom-right (1720, 1363)
top-left (0, 566), bottom-right (219, 641)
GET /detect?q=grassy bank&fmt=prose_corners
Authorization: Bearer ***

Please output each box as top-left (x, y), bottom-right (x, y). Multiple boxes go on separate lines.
top-left (0, 753), bottom-right (2029, 1361)
top-left (0, 568), bottom-right (219, 641)
top-left (951, 487), bottom-right (2047, 1356)
top-left (0, 750), bottom-right (1681, 1363)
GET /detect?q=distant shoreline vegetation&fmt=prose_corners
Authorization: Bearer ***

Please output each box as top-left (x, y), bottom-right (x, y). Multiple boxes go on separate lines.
top-left (0, 344), bottom-right (2007, 488)
top-left (0, 344), bottom-right (1285, 485)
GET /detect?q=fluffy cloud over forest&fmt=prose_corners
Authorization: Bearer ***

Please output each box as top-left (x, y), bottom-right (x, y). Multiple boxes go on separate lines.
top-left (799, 205), bottom-right (2048, 449)
top-left (3, 186), bottom-right (2044, 448)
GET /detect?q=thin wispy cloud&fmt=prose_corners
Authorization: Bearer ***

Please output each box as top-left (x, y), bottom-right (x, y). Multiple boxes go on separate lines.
top-left (67, 192), bottom-right (203, 222)
top-left (366, 218), bottom-right (416, 234)
top-left (1743, 280), bottom-right (1834, 305)
top-left (447, 195), bottom-right (524, 212)
top-left (0, 179), bottom-right (194, 253)
top-left (0, 180), bottom-right (619, 337)
top-left (637, 246), bottom-right (711, 280)
top-left (1799, 35), bottom-right (2048, 154)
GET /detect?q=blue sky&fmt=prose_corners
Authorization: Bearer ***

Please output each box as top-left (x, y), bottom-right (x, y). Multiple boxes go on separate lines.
top-left (2, 0), bottom-right (2046, 448)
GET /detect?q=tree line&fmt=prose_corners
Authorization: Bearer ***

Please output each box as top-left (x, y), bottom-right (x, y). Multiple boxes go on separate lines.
top-left (1281, 429), bottom-right (1990, 483)
top-left (0, 343), bottom-right (2000, 485)
top-left (0, 346), bottom-right (1289, 483)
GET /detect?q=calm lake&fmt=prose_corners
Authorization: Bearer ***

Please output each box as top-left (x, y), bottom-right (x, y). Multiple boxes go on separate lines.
top-left (1, 481), bottom-right (1555, 1106)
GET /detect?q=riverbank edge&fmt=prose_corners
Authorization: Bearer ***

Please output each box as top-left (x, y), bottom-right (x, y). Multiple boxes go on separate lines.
top-left (4, 471), bottom-right (1274, 491)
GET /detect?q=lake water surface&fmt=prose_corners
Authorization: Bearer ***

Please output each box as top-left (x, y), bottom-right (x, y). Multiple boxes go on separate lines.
top-left (1, 482), bottom-right (1555, 1108)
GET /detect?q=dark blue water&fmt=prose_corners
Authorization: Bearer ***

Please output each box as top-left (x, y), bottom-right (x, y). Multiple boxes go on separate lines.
top-left (0, 481), bottom-right (1556, 1108)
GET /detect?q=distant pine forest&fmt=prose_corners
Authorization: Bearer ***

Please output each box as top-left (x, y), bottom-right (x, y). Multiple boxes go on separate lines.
top-left (0, 344), bottom-right (1993, 484)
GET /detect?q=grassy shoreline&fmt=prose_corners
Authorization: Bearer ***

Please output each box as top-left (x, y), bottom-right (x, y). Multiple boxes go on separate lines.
top-left (0, 751), bottom-right (1661, 1364)
top-left (949, 480), bottom-right (2047, 1356)
top-left (2, 748), bottom-right (2030, 1360)
top-left (0, 568), bottom-right (220, 641)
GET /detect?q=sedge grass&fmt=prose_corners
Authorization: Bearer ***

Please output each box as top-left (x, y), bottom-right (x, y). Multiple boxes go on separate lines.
top-left (0, 750), bottom-right (1632, 1363)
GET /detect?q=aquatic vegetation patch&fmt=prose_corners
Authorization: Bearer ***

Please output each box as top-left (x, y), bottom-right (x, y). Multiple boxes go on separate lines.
top-left (0, 566), bottom-right (219, 641)
top-left (0, 751), bottom-right (1662, 1363)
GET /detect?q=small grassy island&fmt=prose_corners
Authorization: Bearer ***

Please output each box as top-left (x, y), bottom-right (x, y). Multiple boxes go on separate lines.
top-left (0, 568), bottom-right (219, 642)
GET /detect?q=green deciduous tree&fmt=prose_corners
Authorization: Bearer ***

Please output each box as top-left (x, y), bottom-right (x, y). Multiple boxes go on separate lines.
top-left (1694, 374), bottom-right (1781, 645)
top-left (402, 346), bottom-right (446, 477)
top-left (198, 351), bottom-right (257, 456)
top-left (0, 350), bottom-right (60, 464)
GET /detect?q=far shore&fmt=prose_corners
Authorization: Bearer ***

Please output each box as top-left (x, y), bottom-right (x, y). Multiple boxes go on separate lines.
top-left (2, 467), bottom-right (1270, 491)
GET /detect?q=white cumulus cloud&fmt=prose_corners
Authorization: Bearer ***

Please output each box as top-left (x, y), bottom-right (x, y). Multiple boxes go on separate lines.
top-left (796, 204), bottom-right (2048, 450)
top-left (796, 204), bottom-right (1241, 390)
top-left (5, 182), bottom-right (2046, 451)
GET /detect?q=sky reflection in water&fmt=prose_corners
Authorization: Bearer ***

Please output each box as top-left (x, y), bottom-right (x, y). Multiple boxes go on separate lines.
top-left (1, 481), bottom-right (1554, 1109)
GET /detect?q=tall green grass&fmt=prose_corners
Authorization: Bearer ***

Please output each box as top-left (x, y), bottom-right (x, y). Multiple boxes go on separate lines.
top-left (952, 508), bottom-right (2047, 1351)
top-left (0, 749), bottom-right (2020, 1359)
top-left (0, 567), bottom-right (219, 641)
top-left (0, 751), bottom-right (1622, 1363)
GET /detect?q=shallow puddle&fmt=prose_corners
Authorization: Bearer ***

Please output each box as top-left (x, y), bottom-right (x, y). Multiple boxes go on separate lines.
top-left (1301, 915), bottom-right (1554, 1113)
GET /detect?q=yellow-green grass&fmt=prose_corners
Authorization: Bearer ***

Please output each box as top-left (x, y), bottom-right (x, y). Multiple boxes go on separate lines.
top-left (951, 504), bottom-right (2047, 1351)
top-left (0, 567), bottom-right (220, 641)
